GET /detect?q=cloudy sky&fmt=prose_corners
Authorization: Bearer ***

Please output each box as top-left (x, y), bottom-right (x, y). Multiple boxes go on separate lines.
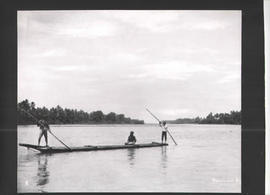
top-left (18, 10), bottom-right (241, 123)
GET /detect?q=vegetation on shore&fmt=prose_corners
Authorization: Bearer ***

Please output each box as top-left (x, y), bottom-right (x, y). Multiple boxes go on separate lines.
top-left (17, 99), bottom-right (241, 125)
top-left (17, 99), bottom-right (144, 125)
top-left (167, 111), bottom-right (241, 125)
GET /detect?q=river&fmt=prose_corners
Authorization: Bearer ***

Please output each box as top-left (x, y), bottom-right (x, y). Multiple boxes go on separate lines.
top-left (17, 124), bottom-right (241, 192)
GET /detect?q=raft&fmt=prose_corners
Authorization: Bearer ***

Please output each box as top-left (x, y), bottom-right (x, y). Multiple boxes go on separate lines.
top-left (19, 142), bottom-right (168, 153)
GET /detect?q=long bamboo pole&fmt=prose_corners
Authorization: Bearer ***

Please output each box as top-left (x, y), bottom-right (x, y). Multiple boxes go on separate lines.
top-left (146, 108), bottom-right (178, 145)
top-left (19, 108), bottom-right (72, 150)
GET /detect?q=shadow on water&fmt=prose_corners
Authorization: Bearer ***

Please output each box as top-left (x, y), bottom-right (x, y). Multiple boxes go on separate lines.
top-left (160, 146), bottom-right (168, 171)
top-left (127, 148), bottom-right (136, 166)
top-left (34, 154), bottom-right (50, 190)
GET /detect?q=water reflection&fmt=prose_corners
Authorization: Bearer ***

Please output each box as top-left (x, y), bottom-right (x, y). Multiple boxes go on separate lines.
top-left (35, 154), bottom-right (50, 188)
top-left (127, 148), bottom-right (136, 166)
top-left (19, 152), bottom-right (37, 163)
top-left (160, 146), bottom-right (168, 171)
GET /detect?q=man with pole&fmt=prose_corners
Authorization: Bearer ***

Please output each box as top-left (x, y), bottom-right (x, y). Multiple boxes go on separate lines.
top-left (146, 108), bottom-right (178, 145)
top-left (37, 119), bottom-right (50, 147)
top-left (159, 121), bottom-right (168, 143)
top-left (19, 108), bottom-right (71, 150)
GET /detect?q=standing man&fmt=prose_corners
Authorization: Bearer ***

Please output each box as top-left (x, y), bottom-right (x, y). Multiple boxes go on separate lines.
top-left (37, 119), bottom-right (50, 147)
top-left (159, 121), bottom-right (168, 143)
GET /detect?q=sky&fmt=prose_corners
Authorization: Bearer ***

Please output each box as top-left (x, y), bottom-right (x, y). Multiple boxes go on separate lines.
top-left (18, 10), bottom-right (241, 123)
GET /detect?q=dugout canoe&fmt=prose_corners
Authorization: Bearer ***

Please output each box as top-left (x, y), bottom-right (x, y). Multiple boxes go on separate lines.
top-left (19, 142), bottom-right (168, 153)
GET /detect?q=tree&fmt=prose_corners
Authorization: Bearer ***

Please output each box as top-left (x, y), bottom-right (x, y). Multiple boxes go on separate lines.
top-left (18, 99), bottom-right (30, 111)
top-left (116, 114), bottom-right (125, 123)
top-left (194, 117), bottom-right (201, 123)
top-left (90, 111), bottom-right (104, 122)
top-left (17, 99), bottom-right (33, 124)
top-left (105, 112), bottom-right (117, 123)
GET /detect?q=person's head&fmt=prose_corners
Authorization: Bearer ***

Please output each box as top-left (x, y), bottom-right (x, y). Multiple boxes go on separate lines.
top-left (130, 131), bottom-right (134, 135)
top-left (37, 120), bottom-right (43, 126)
top-left (38, 120), bottom-right (47, 127)
top-left (163, 121), bottom-right (166, 125)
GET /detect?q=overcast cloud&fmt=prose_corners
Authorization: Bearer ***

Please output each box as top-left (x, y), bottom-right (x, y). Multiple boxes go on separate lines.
top-left (18, 10), bottom-right (241, 123)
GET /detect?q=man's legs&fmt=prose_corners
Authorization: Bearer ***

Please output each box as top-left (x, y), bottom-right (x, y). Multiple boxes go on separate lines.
top-left (38, 130), bottom-right (44, 146)
top-left (38, 130), bottom-right (48, 146)
top-left (44, 130), bottom-right (48, 146)
top-left (161, 132), bottom-right (165, 143)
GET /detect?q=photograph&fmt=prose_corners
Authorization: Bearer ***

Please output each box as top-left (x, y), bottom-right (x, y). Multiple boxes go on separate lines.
top-left (17, 10), bottom-right (242, 193)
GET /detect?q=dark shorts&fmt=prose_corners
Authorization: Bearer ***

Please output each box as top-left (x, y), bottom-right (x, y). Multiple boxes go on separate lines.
top-left (161, 131), bottom-right (167, 142)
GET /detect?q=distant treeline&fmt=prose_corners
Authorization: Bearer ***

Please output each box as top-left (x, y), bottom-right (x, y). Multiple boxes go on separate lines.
top-left (17, 99), bottom-right (144, 125)
top-left (167, 111), bottom-right (241, 125)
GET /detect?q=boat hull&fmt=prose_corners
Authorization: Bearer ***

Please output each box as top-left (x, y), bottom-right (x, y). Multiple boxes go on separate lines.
top-left (19, 142), bottom-right (168, 153)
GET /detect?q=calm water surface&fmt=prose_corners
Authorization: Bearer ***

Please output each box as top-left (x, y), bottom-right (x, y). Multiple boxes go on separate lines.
top-left (18, 124), bottom-right (241, 192)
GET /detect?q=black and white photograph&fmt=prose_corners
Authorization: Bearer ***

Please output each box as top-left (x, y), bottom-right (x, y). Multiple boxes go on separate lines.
top-left (17, 10), bottom-right (242, 193)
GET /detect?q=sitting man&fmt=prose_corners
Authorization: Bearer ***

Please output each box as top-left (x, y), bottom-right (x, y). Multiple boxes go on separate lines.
top-left (125, 131), bottom-right (137, 145)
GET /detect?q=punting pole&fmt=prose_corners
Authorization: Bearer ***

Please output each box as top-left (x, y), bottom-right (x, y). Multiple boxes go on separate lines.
top-left (19, 108), bottom-right (72, 151)
top-left (146, 108), bottom-right (178, 145)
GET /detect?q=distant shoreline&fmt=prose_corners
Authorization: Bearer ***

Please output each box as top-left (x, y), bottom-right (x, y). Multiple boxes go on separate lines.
top-left (17, 123), bottom-right (241, 126)
top-left (18, 99), bottom-right (241, 126)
